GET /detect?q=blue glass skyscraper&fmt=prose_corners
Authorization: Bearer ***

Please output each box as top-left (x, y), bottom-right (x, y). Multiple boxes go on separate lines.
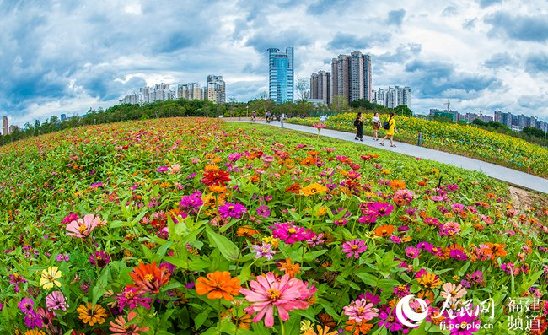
top-left (268, 47), bottom-right (293, 104)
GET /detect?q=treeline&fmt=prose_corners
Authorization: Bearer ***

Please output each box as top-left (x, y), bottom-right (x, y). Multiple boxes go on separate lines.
top-left (1, 97), bottom-right (545, 147)
top-left (470, 119), bottom-right (547, 146)
top-left (0, 99), bottom-right (322, 146)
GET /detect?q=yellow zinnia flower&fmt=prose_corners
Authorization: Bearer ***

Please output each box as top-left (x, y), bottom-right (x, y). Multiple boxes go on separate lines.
top-left (77, 302), bottom-right (107, 326)
top-left (300, 320), bottom-right (314, 333)
top-left (40, 267), bottom-right (62, 289)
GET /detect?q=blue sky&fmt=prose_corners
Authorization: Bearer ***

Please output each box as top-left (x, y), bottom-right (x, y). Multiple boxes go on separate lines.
top-left (1, 0), bottom-right (547, 126)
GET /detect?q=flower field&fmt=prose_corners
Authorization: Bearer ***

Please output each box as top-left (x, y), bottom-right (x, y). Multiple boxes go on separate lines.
top-left (287, 113), bottom-right (548, 178)
top-left (0, 117), bottom-right (546, 335)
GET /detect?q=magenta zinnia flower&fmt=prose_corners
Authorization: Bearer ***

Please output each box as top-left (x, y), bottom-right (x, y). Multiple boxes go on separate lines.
top-left (343, 298), bottom-right (379, 323)
top-left (18, 297), bottom-right (35, 314)
top-left (256, 205), bottom-right (271, 218)
top-left (405, 246), bottom-right (421, 259)
top-left (218, 203), bottom-right (247, 219)
top-left (270, 222), bottom-right (315, 245)
top-left (363, 202), bottom-right (394, 217)
top-left (342, 239), bottom-right (367, 258)
top-left (89, 250), bottom-right (111, 268)
top-left (61, 212), bottom-right (79, 225)
top-left (46, 291), bottom-right (68, 311)
top-left (240, 273), bottom-right (315, 327)
top-left (179, 192), bottom-right (203, 213)
top-left (157, 165), bottom-right (169, 173)
top-left (445, 311), bottom-right (481, 334)
top-left (66, 214), bottom-right (102, 238)
top-left (23, 310), bottom-right (43, 328)
top-left (378, 306), bottom-right (405, 332)
top-left (117, 285), bottom-right (153, 311)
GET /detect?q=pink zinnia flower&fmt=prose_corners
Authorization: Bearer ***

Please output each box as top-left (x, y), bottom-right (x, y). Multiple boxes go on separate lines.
top-left (46, 291), bottom-right (68, 311)
top-left (441, 283), bottom-right (467, 303)
top-left (240, 273), bottom-right (314, 327)
top-left (66, 214), bottom-right (103, 238)
top-left (270, 222), bottom-right (315, 245)
top-left (252, 243), bottom-right (276, 260)
top-left (439, 222), bottom-right (460, 236)
top-left (342, 240), bottom-right (367, 258)
top-left (218, 203), bottom-right (247, 219)
top-left (343, 298), bottom-right (379, 323)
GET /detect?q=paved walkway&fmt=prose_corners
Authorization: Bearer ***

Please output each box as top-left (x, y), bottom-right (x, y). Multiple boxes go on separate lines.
top-left (253, 120), bottom-right (548, 193)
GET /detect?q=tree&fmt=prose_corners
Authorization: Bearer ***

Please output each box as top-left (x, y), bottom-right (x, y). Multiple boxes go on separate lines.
top-left (330, 95), bottom-right (348, 113)
top-left (394, 105), bottom-right (413, 117)
top-left (523, 126), bottom-right (546, 138)
top-left (296, 78), bottom-right (309, 102)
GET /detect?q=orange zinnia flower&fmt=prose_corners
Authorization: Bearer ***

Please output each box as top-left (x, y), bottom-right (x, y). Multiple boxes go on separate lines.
top-left (389, 179), bottom-right (406, 191)
top-left (345, 320), bottom-right (373, 334)
top-left (373, 224), bottom-right (395, 237)
top-left (285, 183), bottom-right (301, 193)
top-left (130, 262), bottom-right (170, 294)
top-left (417, 273), bottom-right (442, 289)
top-left (278, 258), bottom-right (300, 278)
top-left (195, 271), bottom-right (241, 300)
top-left (237, 225), bottom-right (260, 238)
top-left (485, 242), bottom-right (507, 258)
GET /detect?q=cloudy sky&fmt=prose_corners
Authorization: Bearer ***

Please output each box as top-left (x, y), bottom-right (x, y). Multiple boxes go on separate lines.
top-left (1, 0), bottom-right (547, 126)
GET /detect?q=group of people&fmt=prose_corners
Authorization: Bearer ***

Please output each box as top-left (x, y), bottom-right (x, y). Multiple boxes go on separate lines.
top-left (354, 112), bottom-right (397, 147)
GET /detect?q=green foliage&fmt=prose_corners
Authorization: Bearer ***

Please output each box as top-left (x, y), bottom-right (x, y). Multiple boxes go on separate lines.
top-left (287, 112), bottom-right (548, 177)
top-left (0, 117), bottom-right (545, 334)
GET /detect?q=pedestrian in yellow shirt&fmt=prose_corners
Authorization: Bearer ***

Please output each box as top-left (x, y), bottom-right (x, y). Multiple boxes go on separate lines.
top-left (380, 112), bottom-right (396, 147)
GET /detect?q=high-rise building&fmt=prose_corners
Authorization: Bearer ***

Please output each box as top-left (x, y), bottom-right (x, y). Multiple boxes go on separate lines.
top-left (2, 116), bottom-right (8, 136)
top-left (373, 86), bottom-right (411, 108)
top-left (309, 71), bottom-right (330, 105)
top-left (401, 87), bottom-right (411, 107)
top-left (331, 51), bottom-right (372, 104)
top-left (206, 75), bottom-right (226, 104)
top-left (494, 111), bottom-right (513, 128)
top-left (268, 47), bottom-right (294, 104)
top-left (177, 83), bottom-right (203, 100)
top-left (61, 114), bottom-right (67, 122)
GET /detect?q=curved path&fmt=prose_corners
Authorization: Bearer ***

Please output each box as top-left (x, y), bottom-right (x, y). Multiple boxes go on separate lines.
top-left (254, 120), bottom-right (548, 194)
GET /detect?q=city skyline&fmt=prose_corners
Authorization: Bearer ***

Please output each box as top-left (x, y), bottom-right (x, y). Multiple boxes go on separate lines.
top-left (0, 0), bottom-right (547, 126)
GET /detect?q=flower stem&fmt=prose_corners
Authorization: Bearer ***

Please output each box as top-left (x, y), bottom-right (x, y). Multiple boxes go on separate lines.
top-left (279, 315), bottom-right (286, 335)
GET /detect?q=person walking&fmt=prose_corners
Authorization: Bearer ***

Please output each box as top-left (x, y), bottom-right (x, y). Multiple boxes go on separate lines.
top-left (372, 112), bottom-right (380, 141)
top-left (354, 112), bottom-right (364, 141)
top-left (251, 111), bottom-right (256, 122)
top-left (380, 112), bottom-right (396, 147)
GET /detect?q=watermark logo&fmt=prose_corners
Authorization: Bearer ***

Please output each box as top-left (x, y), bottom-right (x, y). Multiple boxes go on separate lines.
top-left (395, 294), bottom-right (428, 328)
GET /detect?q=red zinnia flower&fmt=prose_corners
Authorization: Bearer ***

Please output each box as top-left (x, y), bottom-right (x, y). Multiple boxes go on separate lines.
top-left (201, 169), bottom-right (230, 186)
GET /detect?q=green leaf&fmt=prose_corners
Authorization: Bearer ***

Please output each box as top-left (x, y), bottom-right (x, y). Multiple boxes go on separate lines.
top-left (356, 273), bottom-right (378, 287)
top-left (194, 309), bottom-right (211, 329)
top-left (302, 250), bottom-right (327, 262)
top-left (91, 267), bottom-right (111, 304)
top-left (206, 226), bottom-right (240, 261)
